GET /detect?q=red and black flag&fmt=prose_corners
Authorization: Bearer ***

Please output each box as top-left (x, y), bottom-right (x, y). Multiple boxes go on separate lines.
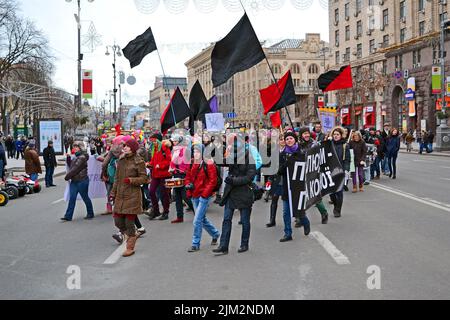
top-left (211, 13), bottom-right (265, 88)
top-left (189, 80), bottom-right (210, 123)
top-left (318, 65), bottom-right (353, 92)
top-left (270, 111), bottom-right (282, 128)
top-left (122, 27), bottom-right (157, 69)
top-left (160, 87), bottom-right (191, 134)
top-left (259, 70), bottom-right (297, 115)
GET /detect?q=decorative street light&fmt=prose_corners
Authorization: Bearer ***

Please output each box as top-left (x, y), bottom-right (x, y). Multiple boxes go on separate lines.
top-left (105, 44), bottom-right (122, 124)
top-left (65, 0), bottom-right (95, 114)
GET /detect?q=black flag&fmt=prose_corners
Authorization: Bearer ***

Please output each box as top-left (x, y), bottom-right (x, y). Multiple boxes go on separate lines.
top-left (160, 87), bottom-right (191, 134)
top-left (211, 13), bottom-right (265, 87)
top-left (189, 80), bottom-right (210, 122)
top-left (123, 27), bottom-right (157, 68)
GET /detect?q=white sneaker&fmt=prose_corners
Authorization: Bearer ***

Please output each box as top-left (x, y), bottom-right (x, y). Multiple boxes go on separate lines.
top-left (112, 232), bottom-right (124, 244)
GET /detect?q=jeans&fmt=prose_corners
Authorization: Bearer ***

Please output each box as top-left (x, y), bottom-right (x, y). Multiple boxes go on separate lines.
top-left (387, 154), bottom-right (398, 177)
top-left (149, 178), bottom-right (170, 215)
top-left (30, 173), bottom-right (38, 182)
top-left (219, 201), bottom-right (252, 250)
top-left (45, 166), bottom-right (55, 186)
top-left (64, 178), bottom-right (94, 220)
top-left (191, 197), bottom-right (220, 248)
top-left (381, 157), bottom-right (390, 174)
top-left (363, 166), bottom-right (371, 183)
top-left (282, 200), bottom-right (292, 238)
top-left (370, 157), bottom-right (381, 178)
top-left (428, 143), bottom-right (433, 153)
top-left (352, 167), bottom-right (364, 186)
top-left (420, 143), bottom-right (429, 154)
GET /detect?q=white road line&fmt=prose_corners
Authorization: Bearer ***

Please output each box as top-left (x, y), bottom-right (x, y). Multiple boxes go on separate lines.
top-left (310, 231), bottom-right (350, 265)
top-left (440, 178), bottom-right (450, 181)
top-left (371, 182), bottom-right (450, 213)
top-left (440, 166), bottom-right (450, 169)
top-left (51, 198), bottom-right (64, 204)
top-left (103, 243), bottom-right (126, 265)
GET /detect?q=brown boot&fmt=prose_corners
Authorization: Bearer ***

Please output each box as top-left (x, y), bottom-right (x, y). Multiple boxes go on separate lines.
top-left (359, 184), bottom-right (364, 192)
top-left (122, 236), bottom-right (137, 257)
top-left (352, 186), bottom-right (358, 193)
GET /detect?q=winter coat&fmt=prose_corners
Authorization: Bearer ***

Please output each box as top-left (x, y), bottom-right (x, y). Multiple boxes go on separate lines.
top-left (65, 152), bottom-right (89, 182)
top-left (405, 134), bottom-right (415, 144)
top-left (111, 153), bottom-right (148, 215)
top-left (386, 135), bottom-right (401, 157)
top-left (185, 160), bottom-right (217, 199)
top-left (43, 146), bottom-right (57, 167)
top-left (15, 140), bottom-right (23, 152)
top-left (150, 143), bottom-right (172, 179)
top-left (0, 144), bottom-right (6, 168)
top-left (332, 140), bottom-right (351, 172)
top-left (349, 139), bottom-right (367, 167)
top-left (220, 150), bottom-right (257, 209)
top-left (24, 148), bottom-right (42, 174)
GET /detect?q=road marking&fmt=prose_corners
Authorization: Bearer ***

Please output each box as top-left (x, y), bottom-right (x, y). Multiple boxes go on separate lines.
top-left (103, 243), bottom-right (126, 265)
top-left (310, 231), bottom-right (350, 265)
top-left (371, 182), bottom-right (450, 213)
top-left (440, 166), bottom-right (450, 169)
top-left (51, 198), bottom-right (64, 204)
top-left (440, 178), bottom-right (450, 181)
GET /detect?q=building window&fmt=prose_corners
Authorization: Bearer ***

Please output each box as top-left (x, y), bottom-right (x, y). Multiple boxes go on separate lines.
top-left (383, 9), bottom-right (389, 27)
top-left (400, 1), bottom-right (406, 19)
top-left (413, 50), bottom-right (422, 65)
top-left (345, 47), bottom-right (350, 62)
top-left (383, 35), bottom-right (389, 47)
top-left (345, 3), bottom-right (349, 19)
top-left (308, 64), bottom-right (319, 74)
top-left (336, 51), bottom-right (340, 64)
top-left (418, 0), bottom-right (424, 12)
top-left (419, 21), bottom-right (425, 36)
top-left (440, 12), bottom-right (448, 25)
top-left (290, 63), bottom-right (300, 74)
top-left (345, 25), bottom-right (350, 41)
top-left (335, 8), bottom-right (339, 24)
top-left (335, 30), bottom-right (339, 47)
top-left (369, 39), bottom-right (375, 54)
top-left (382, 60), bottom-right (387, 75)
top-left (400, 28), bottom-right (406, 43)
top-left (272, 63), bottom-right (282, 74)
top-left (357, 43), bottom-right (362, 58)
top-left (357, 20), bottom-right (362, 37)
top-left (356, 0), bottom-right (362, 13)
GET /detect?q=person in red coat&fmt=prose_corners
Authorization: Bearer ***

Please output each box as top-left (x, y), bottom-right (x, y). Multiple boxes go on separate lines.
top-left (185, 144), bottom-right (220, 252)
top-left (149, 139), bottom-right (172, 220)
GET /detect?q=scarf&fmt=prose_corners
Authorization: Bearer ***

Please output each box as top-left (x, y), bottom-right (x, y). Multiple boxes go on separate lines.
top-left (284, 143), bottom-right (299, 154)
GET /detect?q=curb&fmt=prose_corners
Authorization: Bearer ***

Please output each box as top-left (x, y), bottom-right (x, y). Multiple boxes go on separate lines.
top-left (37, 171), bottom-right (66, 183)
top-left (399, 150), bottom-right (450, 158)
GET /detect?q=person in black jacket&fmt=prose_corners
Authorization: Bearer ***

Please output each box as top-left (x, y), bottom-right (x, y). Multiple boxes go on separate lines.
top-left (213, 136), bottom-right (257, 255)
top-left (43, 140), bottom-right (58, 187)
top-left (329, 127), bottom-right (350, 217)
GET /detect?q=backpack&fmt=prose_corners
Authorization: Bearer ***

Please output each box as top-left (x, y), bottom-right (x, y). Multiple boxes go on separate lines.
top-left (107, 157), bottom-right (118, 184)
top-left (196, 161), bottom-right (222, 193)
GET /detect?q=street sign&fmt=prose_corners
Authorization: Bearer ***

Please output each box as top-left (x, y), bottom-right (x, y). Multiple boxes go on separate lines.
top-left (226, 112), bottom-right (237, 119)
top-left (405, 88), bottom-right (415, 101)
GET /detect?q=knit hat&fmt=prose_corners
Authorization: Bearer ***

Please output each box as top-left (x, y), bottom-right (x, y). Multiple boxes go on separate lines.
top-left (298, 127), bottom-right (310, 137)
top-left (28, 142), bottom-right (35, 148)
top-left (284, 131), bottom-right (298, 142)
top-left (48, 140), bottom-right (53, 145)
top-left (151, 133), bottom-right (163, 141)
top-left (170, 134), bottom-right (183, 143)
top-left (125, 138), bottom-right (140, 153)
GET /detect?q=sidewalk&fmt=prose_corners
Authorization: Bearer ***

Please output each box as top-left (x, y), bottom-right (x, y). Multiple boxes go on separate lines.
top-left (399, 142), bottom-right (450, 157)
top-left (4, 156), bottom-right (67, 182)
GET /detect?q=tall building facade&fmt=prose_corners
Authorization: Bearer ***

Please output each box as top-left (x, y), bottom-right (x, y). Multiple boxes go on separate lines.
top-left (185, 34), bottom-right (330, 128)
top-left (148, 76), bottom-right (188, 130)
top-left (329, 0), bottom-right (450, 132)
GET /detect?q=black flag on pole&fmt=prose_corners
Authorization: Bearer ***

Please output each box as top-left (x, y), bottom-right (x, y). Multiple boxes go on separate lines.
top-left (189, 80), bottom-right (211, 122)
top-left (122, 27), bottom-right (157, 69)
top-left (211, 13), bottom-right (265, 88)
top-left (160, 87), bottom-right (191, 134)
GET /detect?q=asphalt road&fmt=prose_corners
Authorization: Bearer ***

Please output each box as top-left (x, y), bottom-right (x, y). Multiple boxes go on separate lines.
top-left (1, 152), bottom-right (450, 300)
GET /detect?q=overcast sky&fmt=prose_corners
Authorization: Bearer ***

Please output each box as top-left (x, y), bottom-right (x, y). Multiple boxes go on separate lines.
top-left (19, 0), bottom-right (329, 107)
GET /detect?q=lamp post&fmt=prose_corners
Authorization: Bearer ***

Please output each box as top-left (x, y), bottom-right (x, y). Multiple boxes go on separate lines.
top-left (65, 0), bottom-right (94, 113)
top-left (105, 44), bottom-right (121, 124)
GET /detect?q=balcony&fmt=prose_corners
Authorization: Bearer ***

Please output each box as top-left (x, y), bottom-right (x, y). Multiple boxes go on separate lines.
top-left (295, 85), bottom-right (316, 95)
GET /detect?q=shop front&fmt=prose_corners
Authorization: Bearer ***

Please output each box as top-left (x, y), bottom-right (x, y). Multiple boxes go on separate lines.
top-left (364, 105), bottom-right (376, 129)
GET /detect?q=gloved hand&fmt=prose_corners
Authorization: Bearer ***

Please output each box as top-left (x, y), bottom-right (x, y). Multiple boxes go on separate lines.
top-left (360, 161), bottom-right (366, 166)
top-left (123, 177), bottom-right (131, 184)
top-left (185, 183), bottom-right (194, 191)
top-left (225, 176), bottom-right (234, 185)
top-left (109, 195), bottom-right (115, 203)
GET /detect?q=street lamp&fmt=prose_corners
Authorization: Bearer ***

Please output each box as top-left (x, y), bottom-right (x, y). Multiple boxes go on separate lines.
top-left (105, 44), bottom-right (122, 124)
top-left (65, 0), bottom-right (95, 114)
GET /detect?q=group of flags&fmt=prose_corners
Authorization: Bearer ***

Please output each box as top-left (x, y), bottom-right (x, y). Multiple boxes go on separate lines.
top-left (121, 12), bottom-right (355, 133)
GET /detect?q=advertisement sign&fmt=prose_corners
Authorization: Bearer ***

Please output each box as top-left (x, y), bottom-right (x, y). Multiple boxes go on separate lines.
top-left (447, 77), bottom-right (450, 96)
top-left (38, 119), bottom-right (63, 155)
top-left (82, 70), bottom-right (93, 99)
top-left (432, 66), bottom-right (441, 95)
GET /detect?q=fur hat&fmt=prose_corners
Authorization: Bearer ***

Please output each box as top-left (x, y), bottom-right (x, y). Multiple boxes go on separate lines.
top-left (284, 131), bottom-right (298, 142)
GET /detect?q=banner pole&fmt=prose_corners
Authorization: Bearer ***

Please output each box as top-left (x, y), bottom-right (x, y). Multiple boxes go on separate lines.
top-left (156, 47), bottom-right (177, 130)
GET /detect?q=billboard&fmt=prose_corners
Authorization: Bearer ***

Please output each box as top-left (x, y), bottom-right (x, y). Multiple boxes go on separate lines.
top-left (38, 119), bottom-right (63, 155)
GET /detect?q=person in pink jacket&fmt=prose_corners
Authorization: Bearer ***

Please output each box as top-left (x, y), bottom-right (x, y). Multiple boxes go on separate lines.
top-left (169, 134), bottom-right (194, 223)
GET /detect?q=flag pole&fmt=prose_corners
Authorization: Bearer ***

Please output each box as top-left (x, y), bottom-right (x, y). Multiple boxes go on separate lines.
top-left (237, 0), bottom-right (295, 129)
top-left (155, 47), bottom-right (178, 131)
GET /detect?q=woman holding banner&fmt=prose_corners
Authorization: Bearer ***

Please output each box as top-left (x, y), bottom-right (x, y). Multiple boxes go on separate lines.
top-left (329, 127), bottom-right (351, 218)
